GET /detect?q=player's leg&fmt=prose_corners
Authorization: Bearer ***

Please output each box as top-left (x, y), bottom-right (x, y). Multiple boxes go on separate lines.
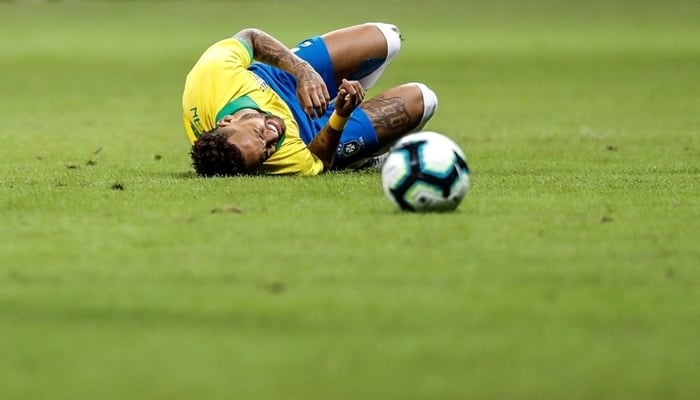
top-left (292, 22), bottom-right (402, 93)
top-left (361, 82), bottom-right (438, 149)
top-left (332, 82), bottom-right (438, 169)
top-left (320, 22), bottom-right (402, 89)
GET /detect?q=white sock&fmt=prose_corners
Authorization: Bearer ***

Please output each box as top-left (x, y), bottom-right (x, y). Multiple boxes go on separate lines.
top-left (410, 82), bottom-right (438, 132)
top-left (358, 23), bottom-right (402, 89)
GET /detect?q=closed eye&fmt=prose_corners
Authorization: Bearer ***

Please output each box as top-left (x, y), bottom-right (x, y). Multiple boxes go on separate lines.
top-left (240, 113), bottom-right (260, 121)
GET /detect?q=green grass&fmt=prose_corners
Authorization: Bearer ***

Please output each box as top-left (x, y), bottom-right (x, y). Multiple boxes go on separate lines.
top-left (1, 0), bottom-right (699, 399)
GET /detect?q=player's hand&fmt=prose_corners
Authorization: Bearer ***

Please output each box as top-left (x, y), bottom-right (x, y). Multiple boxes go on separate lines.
top-left (334, 79), bottom-right (365, 118)
top-left (294, 62), bottom-right (330, 119)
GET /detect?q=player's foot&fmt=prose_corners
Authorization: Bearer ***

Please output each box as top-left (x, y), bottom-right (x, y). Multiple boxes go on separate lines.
top-left (352, 153), bottom-right (388, 170)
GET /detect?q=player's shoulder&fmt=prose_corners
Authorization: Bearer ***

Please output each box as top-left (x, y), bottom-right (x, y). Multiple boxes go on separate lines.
top-left (204, 37), bottom-right (253, 60)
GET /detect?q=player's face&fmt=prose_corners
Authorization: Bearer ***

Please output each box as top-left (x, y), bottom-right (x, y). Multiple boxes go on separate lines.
top-left (218, 112), bottom-right (285, 170)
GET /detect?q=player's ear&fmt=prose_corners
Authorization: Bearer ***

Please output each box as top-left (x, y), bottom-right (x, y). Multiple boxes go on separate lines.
top-left (217, 115), bottom-right (236, 127)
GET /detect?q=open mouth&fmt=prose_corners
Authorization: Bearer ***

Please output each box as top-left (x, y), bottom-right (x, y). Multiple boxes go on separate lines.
top-left (266, 121), bottom-right (280, 138)
top-left (266, 117), bottom-right (285, 137)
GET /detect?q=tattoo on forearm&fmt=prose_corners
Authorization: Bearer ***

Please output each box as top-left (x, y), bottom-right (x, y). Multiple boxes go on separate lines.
top-left (308, 126), bottom-right (340, 169)
top-left (362, 97), bottom-right (413, 131)
top-left (250, 30), bottom-right (300, 71)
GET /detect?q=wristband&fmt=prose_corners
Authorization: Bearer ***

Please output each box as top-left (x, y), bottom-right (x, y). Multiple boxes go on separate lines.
top-left (328, 112), bottom-right (348, 131)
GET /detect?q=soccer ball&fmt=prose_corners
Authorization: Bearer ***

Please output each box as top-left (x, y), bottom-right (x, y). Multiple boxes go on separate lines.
top-left (381, 131), bottom-right (470, 212)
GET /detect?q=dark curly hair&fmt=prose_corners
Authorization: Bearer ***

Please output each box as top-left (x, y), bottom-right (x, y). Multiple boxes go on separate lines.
top-left (190, 128), bottom-right (248, 177)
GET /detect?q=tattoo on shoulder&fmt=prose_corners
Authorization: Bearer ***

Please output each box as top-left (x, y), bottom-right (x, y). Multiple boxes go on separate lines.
top-left (362, 97), bottom-right (412, 130)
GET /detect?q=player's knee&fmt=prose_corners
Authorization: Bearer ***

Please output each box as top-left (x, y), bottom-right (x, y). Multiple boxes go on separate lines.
top-left (414, 82), bottom-right (438, 122)
top-left (369, 22), bottom-right (402, 62)
top-left (350, 23), bottom-right (402, 89)
top-left (407, 82), bottom-right (438, 131)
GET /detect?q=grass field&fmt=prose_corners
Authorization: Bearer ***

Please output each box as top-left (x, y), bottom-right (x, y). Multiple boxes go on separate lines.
top-left (1, 0), bottom-right (699, 399)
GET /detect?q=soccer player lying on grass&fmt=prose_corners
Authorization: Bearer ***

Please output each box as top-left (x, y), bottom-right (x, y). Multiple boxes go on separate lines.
top-left (183, 23), bottom-right (438, 176)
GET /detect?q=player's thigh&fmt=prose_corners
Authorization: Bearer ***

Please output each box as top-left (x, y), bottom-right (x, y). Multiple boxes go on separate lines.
top-left (293, 23), bottom-right (398, 91)
top-left (321, 23), bottom-right (390, 83)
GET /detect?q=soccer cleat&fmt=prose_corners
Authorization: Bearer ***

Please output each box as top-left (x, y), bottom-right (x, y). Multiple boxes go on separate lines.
top-left (352, 153), bottom-right (388, 170)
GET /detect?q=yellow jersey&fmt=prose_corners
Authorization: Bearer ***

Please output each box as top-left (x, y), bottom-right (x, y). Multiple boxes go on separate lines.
top-left (182, 38), bottom-right (324, 175)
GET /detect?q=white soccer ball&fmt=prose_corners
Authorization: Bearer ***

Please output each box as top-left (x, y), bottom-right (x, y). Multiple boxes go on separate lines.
top-left (381, 131), bottom-right (470, 212)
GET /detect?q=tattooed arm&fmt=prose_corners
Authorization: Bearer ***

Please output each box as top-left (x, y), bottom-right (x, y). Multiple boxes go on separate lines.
top-left (234, 28), bottom-right (330, 118)
top-left (308, 79), bottom-right (365, 170)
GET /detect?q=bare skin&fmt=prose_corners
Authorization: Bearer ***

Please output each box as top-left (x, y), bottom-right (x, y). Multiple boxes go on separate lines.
top-left (218, 111), bottom-right (285, 168)
top-left (320, 23), bottom-right (392, 87)
top-left (360, 84), bottom-right (425, 148)
top-left (219, 79), bottom-right (365, 170)
top-left (234, 28), bottom-right (331, 118)
top-left (307, 79), bottom-right (365, 170)
top-left (228, 24), bottom-right (425, 170)
top-left (316, 24), bottom-right (424, 148)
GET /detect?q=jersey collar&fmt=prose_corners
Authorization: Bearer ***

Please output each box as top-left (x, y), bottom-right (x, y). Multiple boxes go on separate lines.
top-left (216, 95), bottom-right (286, 150)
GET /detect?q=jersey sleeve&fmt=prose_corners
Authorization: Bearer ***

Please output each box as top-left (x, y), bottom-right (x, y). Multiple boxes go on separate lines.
top-left (259, 138), bottom-right (326, 176)
top-left (200, 38), bottom-right (253, 69)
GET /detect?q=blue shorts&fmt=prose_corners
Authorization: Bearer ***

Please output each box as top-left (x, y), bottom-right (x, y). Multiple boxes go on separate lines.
top-left (248, 36), bottom-right (379, 169)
